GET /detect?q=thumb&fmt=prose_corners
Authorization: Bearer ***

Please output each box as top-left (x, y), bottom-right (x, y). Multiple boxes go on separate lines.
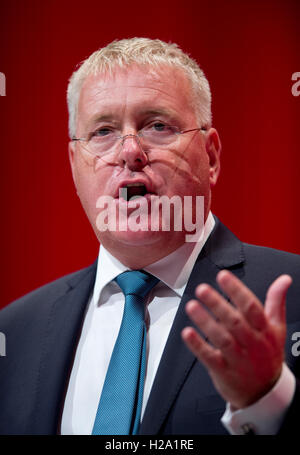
top-left (265, 274), bottom-right (292, 325)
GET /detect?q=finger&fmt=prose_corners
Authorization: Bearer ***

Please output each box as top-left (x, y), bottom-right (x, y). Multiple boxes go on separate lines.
top-left (216, 270), bottom-right (267, 331)
top-left (181, 326), bottom-right (226, 372)
top-left (265, 274), bottom-right (292, 326)
top-left (195, 283), bottom-right (253, 347)
top-left (185, 299), bottom-right (239, 357)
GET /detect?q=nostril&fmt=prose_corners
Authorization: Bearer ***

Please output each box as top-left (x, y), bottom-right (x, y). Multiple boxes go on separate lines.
top-left (120, 148), bottom-right (148, 170)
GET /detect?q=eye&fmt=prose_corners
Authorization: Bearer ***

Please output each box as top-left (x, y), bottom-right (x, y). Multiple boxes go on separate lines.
top-left (144, 122), bottom-right (176, 135)
top-left (152, 122), bottom-right (167, 131)
top-left (91, 127), bottom-right (114, 139)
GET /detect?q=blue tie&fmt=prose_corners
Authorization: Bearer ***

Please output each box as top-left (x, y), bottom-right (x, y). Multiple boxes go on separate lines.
top-left (92, 270), bottom-right (159, 435)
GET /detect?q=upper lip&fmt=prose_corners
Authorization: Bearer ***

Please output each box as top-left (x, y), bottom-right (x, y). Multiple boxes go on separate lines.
top-left (114, 178), bottom-right (155, 198)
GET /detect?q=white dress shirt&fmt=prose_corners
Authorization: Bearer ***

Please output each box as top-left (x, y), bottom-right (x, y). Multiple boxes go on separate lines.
top-left (61, 212), bottom-right (295, 435)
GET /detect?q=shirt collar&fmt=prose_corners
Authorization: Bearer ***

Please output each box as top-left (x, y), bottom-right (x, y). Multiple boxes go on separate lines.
top-left (92, 211), bottom-right (215, 305)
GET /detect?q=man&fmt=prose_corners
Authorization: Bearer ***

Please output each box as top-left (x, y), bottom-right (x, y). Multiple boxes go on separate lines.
top-left (0, 38), bottom-right (299, 435)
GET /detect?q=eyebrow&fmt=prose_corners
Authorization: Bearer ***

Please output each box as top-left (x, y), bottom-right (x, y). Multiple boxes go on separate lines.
top-left (86, 114), bottom-right (117, 129)
top-left (85, 107), bottom-right (179, 132)
top-left (138, 108), bottom-right (177, 121)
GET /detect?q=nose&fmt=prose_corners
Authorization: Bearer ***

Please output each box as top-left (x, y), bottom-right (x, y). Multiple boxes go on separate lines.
top-left (118, 134), bottom-right (148, 171)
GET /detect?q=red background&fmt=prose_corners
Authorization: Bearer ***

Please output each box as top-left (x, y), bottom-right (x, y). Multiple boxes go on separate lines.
top-left (0, 0), bottom-right (299, 307)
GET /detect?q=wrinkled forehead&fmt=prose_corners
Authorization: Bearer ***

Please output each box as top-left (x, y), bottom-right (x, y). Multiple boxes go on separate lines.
top-left (80, 62), bottom-right (193, 91)
top-left (77, 63), bottom-right (196, 121)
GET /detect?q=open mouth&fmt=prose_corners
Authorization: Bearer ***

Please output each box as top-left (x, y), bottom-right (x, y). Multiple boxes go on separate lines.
top-left (119, 183), bottom-right (151, 201)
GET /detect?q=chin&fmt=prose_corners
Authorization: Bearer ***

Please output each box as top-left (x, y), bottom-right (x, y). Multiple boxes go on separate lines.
top-left (105, 228), bottom-right (167, 247)
top-left (99, 225), bottom-right (186, 251)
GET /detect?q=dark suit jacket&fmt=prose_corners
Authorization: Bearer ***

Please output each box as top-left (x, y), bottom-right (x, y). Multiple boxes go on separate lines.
top-left (0, 217), bottom-right (300, 435)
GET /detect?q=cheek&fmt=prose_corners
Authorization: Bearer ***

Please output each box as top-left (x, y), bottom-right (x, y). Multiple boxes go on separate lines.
top-left (177, 139), bottom-right (209, 177)
top-left (73, 152), bottom-right (109, 190)
top-left (188, 146), bottom-right (211, 186)
top-left (188, 141), bottom-right (210, 169)
top-left (72, 161), bottom-right (108, 215)
top-left (173, 149), bottom-right (210, 194)
top-left (76, 176), bottom-right (98, 219)
top-left (193, 155), bottom-right (210, 185)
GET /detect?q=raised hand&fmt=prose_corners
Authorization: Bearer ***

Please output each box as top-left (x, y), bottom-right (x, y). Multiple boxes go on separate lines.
top-left (182, 270), bottom-right (292, 409)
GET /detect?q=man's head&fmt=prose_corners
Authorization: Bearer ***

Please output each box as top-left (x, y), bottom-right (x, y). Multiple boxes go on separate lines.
top-left (67, 38), bottom-right (212, 140)
top-left (67, 38), bottom-right (221, 268)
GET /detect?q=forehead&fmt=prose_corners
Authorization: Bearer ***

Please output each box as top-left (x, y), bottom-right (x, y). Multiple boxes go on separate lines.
top-left (77, 64), bottom-right (197, 126)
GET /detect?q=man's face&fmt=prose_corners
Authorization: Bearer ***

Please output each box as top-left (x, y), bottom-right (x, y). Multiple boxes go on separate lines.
top-left (69, 64), bottom-right (221, 267)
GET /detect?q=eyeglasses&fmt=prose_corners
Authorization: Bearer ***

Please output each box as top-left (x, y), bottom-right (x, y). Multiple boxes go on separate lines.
top-left (72, 123), bottom-right (207, 158)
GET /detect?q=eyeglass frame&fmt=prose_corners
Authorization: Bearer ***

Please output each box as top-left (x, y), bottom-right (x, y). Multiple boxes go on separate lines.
top-left (71, 125), bottom-right (208, 157)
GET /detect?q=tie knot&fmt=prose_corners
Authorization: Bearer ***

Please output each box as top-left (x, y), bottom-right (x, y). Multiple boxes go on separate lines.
top-left (115, 270), bottom-right (159, 299)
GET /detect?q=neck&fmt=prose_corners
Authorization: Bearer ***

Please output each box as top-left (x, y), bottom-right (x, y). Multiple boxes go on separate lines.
top-left (100, 235), bottom-right (187, 269)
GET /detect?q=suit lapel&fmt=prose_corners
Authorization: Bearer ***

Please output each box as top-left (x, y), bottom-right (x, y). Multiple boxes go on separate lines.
top-left (140, 218), bottom-right (245, 434)
top-left (29, 262), bottom-right (97, 434)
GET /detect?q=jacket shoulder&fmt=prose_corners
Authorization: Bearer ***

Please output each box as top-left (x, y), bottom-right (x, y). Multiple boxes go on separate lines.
top-left (243, 242), bottom-right (300, 275)
top-left (0, 262), bottom-right (97, 324)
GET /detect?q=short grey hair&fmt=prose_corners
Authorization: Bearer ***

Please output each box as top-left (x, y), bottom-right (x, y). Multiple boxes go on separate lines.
top-left (67, 37), bottom-right (212, 139)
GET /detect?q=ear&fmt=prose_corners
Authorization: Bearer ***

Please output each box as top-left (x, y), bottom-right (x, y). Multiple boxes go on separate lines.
top-left (205, 128), bottom-right (221, 187)
top-left (68, 141), bottom-right (77, 186)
